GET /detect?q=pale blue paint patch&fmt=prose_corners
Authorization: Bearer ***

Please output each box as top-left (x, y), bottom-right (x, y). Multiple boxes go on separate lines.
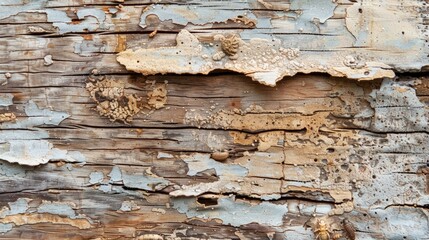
top-left (140, 0), bottom-right (263, 28)
top-left (0, 0), bottom-right (46, 20)
top-left (108, 166), bottom-right (122, 183)
top-left (0, 101), bottom-right (86, 165)
top-left (2, 100), bottom-right (69, 129)
top-left (290, 0), bottom-right (337, 31)
top-left (0, 224), bottom-right (12, 234)
top-left (43, 9), bottom-right (70, 23)
top-left (74, 36), bottom-right (107, 57)
top-left (0, 162), bottom-right (26, 177)
top-left (0, 140), bottom-right (85, 166)
top-left (77, 8), bottom-right (105, 22)
top-left (122, 170), bottom-right (170, 191)
top-left (99, 184), bottom-right (112, 193)
top-left (0, 93), bottom-right (13, 107)
top-left (89, 171), bottom-right (104, 184)
top-left (182, 153), bottom-right (248, 177)
top-left (172, 196), bottom-right (288, 227)
top-left (67, 151), bottom-right (86, 163)
top-left (0, 198), bottom-right (30, 218)
top-left (0, 198), bottom-right (30, 233)
top-left (40, 8), bottom-right (108, 34)
top-left (7, 198), bottom-right (30, 214)
top-left (25, 100), bottom-right (69, 125)
top-left (119, 201), bottom-right (139, 212)
top-left (4, 5), bottom-right (109, 34)
top-left (37, 202), bottom-right (77, 219)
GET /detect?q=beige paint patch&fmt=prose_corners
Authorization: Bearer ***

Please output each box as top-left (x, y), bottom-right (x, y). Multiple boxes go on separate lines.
top-left (0, 213), bottom-right (92, 229)
top-left (117, 30), bottom-right (394, 87)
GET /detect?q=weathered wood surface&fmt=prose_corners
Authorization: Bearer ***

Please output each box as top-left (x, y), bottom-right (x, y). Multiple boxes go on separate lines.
top-left (0, 0), bottom-right (428, 239)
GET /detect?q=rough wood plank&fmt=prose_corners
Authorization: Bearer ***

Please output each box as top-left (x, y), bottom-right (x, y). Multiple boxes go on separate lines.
top-left (0, 0), bottom-right (428, 239)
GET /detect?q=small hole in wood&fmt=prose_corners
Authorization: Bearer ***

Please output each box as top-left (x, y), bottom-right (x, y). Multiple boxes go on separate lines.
top-left (197, 196), bottom-right (218, 207)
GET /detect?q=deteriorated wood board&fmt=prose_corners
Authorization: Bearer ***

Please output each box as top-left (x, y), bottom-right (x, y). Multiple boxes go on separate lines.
top-left (0, 0), bottom-right (428, 239)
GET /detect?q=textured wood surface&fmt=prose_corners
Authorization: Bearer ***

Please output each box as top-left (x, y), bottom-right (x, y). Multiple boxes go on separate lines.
top-left (0, 0), bottom-right (428, 239)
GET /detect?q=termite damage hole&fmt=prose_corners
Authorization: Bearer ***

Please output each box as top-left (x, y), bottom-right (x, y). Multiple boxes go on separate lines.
top-left (196, 196), bottom-right (219, 207)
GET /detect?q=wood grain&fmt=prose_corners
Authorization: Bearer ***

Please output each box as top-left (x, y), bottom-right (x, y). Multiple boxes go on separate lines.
top-left (0, 0), bottom-right (428, 239)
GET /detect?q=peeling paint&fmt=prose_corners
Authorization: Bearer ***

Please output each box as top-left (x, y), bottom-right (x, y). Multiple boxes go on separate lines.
top-left (139, 1), bottom-right (260, 28)
top-left (0, 162), bottom-right (26, 178)
top-left (43, 8), bottom-right (109, 34)
top-left (122, 174), bottom-right (170, 191)
top-left (182, 153), bottom-right (248, 177)
top-left (0, 140), bottom-right (85, 166)
top-left (0, 93), bottom-right (13, 107)
top-left (122, 168), bottom-right (171, 191)
top-left (119, 201), bottom-right (140, 212)
top-left (0, 0), bottom-right (46, 20)
top-left (0, 223), bottom-right (12, 234)
top-left (1, 3), bottom-right (110, 34)
top-left (0, 198), bottom-right (29, 233)
top-left (99, 184), bottom-right (112, 193)
top-left (74, 36), bottom-right (107, 57)
top-left (1, 100), bottom-right (69, 129)
top-left (0, 101), bottom-right (85, 166)
top-left (172, 196), bottom-right (288, 227)
top-left (0, 213), bottom-right (92, 229)
top-left (108, 166), bottom-right (123, 183)
top-left (0, 199), bottom-right (93, 232)
top-left (89, 171), bottom-right (104, 184)
top-left (117, 30), bottom-right (394, 86)
top-left (104, 166), bottom-right (171, 192)
top-left (172, 148), bottom-right (352, 203)
top-left (0, 198), bottom-right (30, 218)
top-left (290, 0), bottom-right (337, 31)
top-left (37, 201), bottom-right (79, 219)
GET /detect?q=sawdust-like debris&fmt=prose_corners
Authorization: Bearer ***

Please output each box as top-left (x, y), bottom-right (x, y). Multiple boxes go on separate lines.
top-left (0, 113), bottom-right (16, 123)
top-left (86, 74), bottom-right (143, 123)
